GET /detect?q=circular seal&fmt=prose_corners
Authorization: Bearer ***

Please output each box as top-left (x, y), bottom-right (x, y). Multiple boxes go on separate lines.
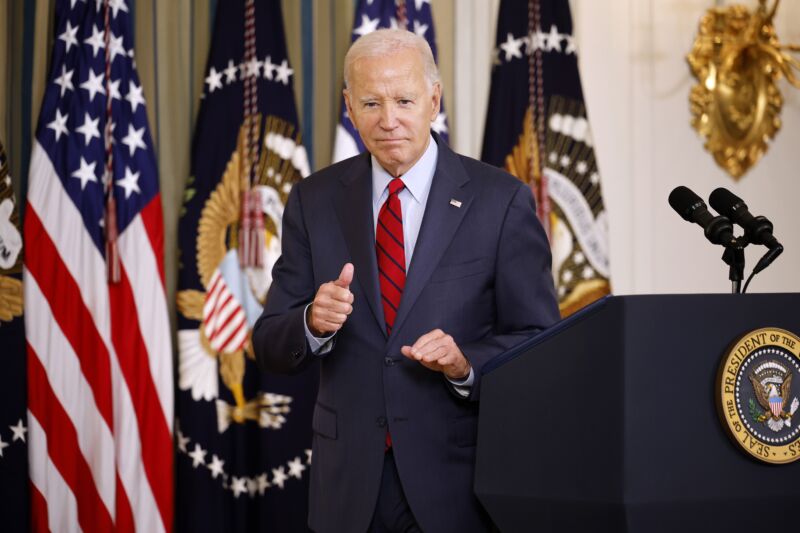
top-left (717, 327), bottom-right (800, 464)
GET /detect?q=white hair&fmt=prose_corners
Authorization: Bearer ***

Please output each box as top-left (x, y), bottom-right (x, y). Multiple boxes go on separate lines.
top-left (343, 28), bottom-right (441, 90)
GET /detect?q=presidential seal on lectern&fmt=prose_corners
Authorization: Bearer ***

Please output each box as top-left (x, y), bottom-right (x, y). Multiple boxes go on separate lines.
top-left (717, 327), bottom-right (800, 464)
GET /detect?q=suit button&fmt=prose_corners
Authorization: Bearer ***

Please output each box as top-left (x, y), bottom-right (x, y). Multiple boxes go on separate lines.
top-left (376, 416), bottom-right (387, 428)
top-left (291, 348), bottom-right (302, 359)
top-left (384, 357), bottom-right (395, 367)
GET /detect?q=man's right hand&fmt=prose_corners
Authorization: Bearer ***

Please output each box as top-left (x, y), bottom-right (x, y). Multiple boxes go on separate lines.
top-left (307, 263), bottom-right (355, 337)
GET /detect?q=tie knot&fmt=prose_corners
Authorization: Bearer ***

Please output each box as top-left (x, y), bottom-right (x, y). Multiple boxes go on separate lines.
top-left (388, 178), bottom-right (405, 196)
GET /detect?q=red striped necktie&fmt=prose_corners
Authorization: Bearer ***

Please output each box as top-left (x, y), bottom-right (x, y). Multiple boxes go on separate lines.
top-left (376, 178), bottom-right (406, 336)
top-left (376, 178), bottom-right (405, 451)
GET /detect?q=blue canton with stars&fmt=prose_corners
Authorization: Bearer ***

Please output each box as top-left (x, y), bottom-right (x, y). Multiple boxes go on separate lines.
top-left (36, 0), bottom-right (158, 255)
top-left (340, 0), bottom-right (449, 154)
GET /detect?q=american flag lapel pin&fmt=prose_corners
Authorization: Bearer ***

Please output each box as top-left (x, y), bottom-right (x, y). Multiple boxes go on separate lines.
top-left (449, 199), bottom-right (462, 208)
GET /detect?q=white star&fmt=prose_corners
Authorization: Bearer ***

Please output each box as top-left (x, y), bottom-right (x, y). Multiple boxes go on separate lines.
top-left (564, 34), bottom-right (577, 55)
top-left (231, 476), bottom-right (247, 498)
top-left (256, 473), bottom-right (270, 495)
top-left (224, 59), bottom-right (238, 83)
top-left (590, 172), bottom-right (600, 185)
top-left (558, 285), bottom-right (566, 298)
top-left (562, 270), bottom-right (574, 283)
top-left (59, 21), bottom-right (79, 52)
top-left (548, 151), bottom-right (558, 164)
top-left (121, 124), bottom-right (146, 156)
top-left (500, 33), bottom-right (523, 62)
top-left (262, 56), bottom-right (276, 80)
top-left (207, 454), bottom-right (225, 479)
top-left (545, 25), bottom-right (562, 52)
top-left (84, 24), bottom-right (105, 57)
top-left (245, 57), bottom-right (262, 78)
top-left (287, 457), bottom-right (306, 479)
top-left (176, 429), bottom-right (190, 453)
top-left (560, 155), bottom-right (570, 167)
top-left (9, 419), bottom-right (27, 443)
top-left (305, 449), bottom-right (313, 464)
top-left (0, 436), bottom-right (8, 457)
top-left (573, 251), bottom-right (585, 264)
top-left (109, 0), bottom-right (129, 18)
top-left (414, 0), bottom-right (430, 9)
top-left (108, 78), bottom-right (122, 101)
top-left (205, 66), bottom-right (223, 93)
top-left (413, 20), bottom-right (429, 37)
top-left (532, 27), bottom-right (547, 51)
top-left (125, 80), bottom-right (145, 112)
top-left (353, 15), bottom-right (379, 37)
top-left (108, 33), bottom-right (126, 63)
top-left (274, 60), bottom-right (293, 85)
top-left (431, 112), bottom-right (448, 134)
top-left (53, 65), bottom-right (74, 97)
top-left (575, 161), bottom-right (588, 175)
top-left (247, 478), bottom-right (258, 497)
top-left (75, 113), bottom-right (101, 146)
top-left (272, 466), bottom-right (288, 489)
top-left (47, 109), bottom-right (69, 141)
top-left (80, 69), bottom-right (105, 102)
top-left (582, 265), bottom-right (595, 279)
top-left (188, 443), bottom-right (207, 468)
top-left (71, 157), bottom-right (98, 190)
top-left (116, 166), bottom-right (141, 199)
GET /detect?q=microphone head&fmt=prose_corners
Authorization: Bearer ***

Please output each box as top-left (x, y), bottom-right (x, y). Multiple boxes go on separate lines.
top-left (709, 187), bottom-right (746, 217)
top-left (669, 186), bottom-right (706, 222)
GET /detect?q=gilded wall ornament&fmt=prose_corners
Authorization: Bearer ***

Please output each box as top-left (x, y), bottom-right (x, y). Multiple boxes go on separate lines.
top-left (687, 0), bottom-right (799, 179)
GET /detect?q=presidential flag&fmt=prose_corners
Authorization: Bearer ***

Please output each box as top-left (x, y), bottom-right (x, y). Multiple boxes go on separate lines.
top-left (332, 0), bottom-right (449, 162)
top-left (24, 0), bottom-right (173, 531)
top-left (175, 1), bottom-right (315, 530)
top-left (0, 139), bottom-right (27, 533)
top-left (482, 0), bottom-right (611, 317)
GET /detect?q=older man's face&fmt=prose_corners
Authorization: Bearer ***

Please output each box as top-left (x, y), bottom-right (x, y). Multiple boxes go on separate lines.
top-left (344, 47), bottom-right (441, 177)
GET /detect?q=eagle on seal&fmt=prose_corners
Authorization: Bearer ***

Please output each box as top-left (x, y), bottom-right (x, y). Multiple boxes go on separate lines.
top-left (749, 369), bottom-right (793, 432)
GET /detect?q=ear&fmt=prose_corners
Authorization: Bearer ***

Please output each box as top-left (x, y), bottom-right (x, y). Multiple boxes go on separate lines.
top-left (430, 82), bottom-right (441, 121)
top-left (343, 89), bottom-right (357, 129)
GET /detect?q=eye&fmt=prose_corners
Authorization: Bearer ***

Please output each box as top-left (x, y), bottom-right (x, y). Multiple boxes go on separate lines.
top-left (363, 101), bottom-right (378, 108)
top-left (398, 99), bottom-right (413, 106)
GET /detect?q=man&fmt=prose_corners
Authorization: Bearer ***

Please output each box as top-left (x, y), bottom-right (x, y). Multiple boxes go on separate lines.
top-left (253, 29), bottom-right (559, 533)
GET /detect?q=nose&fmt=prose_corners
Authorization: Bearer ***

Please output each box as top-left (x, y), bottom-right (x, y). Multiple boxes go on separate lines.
top-left (379, 103), bottom-right (398, 130)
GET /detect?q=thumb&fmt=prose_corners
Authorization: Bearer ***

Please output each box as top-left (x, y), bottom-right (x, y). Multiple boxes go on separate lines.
top-left (334, 263), bottom-right (354, 288)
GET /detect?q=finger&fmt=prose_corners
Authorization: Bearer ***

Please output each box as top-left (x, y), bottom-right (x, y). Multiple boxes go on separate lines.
top-left (315, 296), bottom-right (353, 315)
top-left (410, 328), bottom-right (446, 353)
top-left (334, 263), bottom-right (354, 289)
top-left (317, 284), bottom-right (353, 306)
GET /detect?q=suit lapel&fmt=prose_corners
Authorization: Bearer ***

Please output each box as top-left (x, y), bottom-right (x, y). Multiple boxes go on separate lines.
top-left (391, 140), bottom-right (474, 339)
top-left (333, 154), bottom-right (387, 337)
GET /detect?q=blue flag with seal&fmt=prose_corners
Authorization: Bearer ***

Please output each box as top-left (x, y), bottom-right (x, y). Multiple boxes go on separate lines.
top-left (332, 0), bottom-right (449, 162)
top-left (0, 139), bottom-right (27, 533)
top-left (175, 1), bottom-right (315, 530)
top-left (481, 0), bottom-right (611, 317)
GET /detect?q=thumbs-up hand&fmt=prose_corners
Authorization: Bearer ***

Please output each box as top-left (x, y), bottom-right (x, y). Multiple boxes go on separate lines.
top-left (307, 263), bottom-right (355, 337)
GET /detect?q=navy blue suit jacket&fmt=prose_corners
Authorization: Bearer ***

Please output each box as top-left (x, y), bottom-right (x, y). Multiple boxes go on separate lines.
top-left (253, 133), bottom-right (559, 532)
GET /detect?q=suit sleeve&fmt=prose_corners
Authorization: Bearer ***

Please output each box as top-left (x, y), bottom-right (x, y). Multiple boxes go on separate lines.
top-left (252, 184), bottom-right (318, 374)
top-left (458, 182), bottom-right (560, 401)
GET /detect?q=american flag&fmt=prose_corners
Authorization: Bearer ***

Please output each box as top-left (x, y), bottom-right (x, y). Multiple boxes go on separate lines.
top-left (24, 1), bottom-right (173, 532)
top-left (332, 0), bottom-right (449, 163)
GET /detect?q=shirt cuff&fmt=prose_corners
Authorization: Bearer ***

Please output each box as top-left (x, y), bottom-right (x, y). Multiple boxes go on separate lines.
top-left (303, 303), bottom-right (336, 355)
top-left (446, 367), bottom-right (474, 397)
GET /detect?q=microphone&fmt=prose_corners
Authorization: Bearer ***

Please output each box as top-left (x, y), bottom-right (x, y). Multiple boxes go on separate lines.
top-left (708, 188), bottom-right (781, 249)
top-left (668, 186), bottom-right (735, 247)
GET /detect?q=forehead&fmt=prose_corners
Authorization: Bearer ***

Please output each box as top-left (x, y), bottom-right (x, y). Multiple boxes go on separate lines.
top-left (349, 48), bottom-right (427, 94)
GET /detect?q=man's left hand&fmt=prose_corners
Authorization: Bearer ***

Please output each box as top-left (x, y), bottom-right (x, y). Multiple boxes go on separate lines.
top-left (401, 329), bottom-right (471, 380)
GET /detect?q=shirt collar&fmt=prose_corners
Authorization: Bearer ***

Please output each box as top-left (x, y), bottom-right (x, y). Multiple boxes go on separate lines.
top-left (371, 134), bottom-right (438, 204)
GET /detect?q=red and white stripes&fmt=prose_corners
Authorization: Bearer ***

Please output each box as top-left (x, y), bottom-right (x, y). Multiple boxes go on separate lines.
top-left (25, 142), bottom-right (173, 532)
